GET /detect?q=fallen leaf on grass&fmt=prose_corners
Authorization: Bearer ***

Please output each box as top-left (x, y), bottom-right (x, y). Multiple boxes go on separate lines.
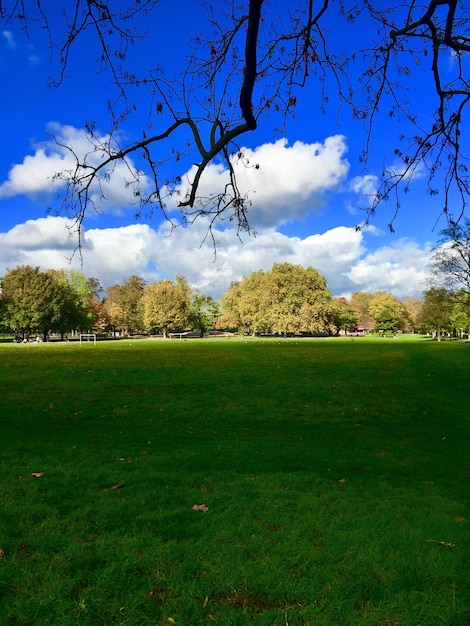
top-left (31, 472), bottom-right (44, 478)
top-left (192, 504), bottom-right (209, 512)
top-left (338, 478), bottom-right (347, 483)
top-left (203, 596), bottom-right (209, 608)
top-left (426, 539), bottom-right (455, 548)
top-left (111, 482), bottom-right (125, 491)
top-left (456, 517), bottom-right (465, 523)
top-left (147, 586), bottom-right (170, 598)
top-left (0, 549), bottom-right (5, 558)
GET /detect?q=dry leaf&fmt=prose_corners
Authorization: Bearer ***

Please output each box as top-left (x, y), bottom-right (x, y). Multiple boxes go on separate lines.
top-left (111, 482), bottom-right (125, 491)
top-left (427, 539), bottom-right (455, 548)
top-left (203, 596), bottom-right (209, 608)
top-left (147, 585), bottom-right (169, 598)
top-left (31, 472), bottom-right (44, 478)
top-left (192, 504), bottom-right (209, 512)
top-left (437, 541), bottom-right (455, 548)
top-left (0, 549), bottom-right (5, 558)
top-left (339, 478), bottom-right (347, 483)
top-left (456, 516), bottom-right (465, 523)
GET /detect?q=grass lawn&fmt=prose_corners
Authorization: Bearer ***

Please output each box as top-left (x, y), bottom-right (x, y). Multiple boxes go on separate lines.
top-left (0, 336), bottom-right (468, 625)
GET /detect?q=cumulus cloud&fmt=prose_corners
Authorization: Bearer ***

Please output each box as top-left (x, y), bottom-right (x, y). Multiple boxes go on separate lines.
top-left (0, 123), bottom-right (146, 212)
top-left (174, 136), bottom-right (350, 229)
top-left (345, 239), bottom-right (432, 298)
top-left (2, 217), bottom-right (77, 250)
top-left (0, 216), bottom-right (431, 300)
top-left (0, 126), bottom-right (349, 230)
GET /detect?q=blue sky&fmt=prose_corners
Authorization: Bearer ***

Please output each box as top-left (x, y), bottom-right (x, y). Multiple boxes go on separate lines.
top-left (1, 0), bottom-right (465, 300)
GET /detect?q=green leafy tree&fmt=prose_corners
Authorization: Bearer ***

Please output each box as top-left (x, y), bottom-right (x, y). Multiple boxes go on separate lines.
top-left (142, 278), bottom-right (191, 338)
top-left (419, 288), bottom-right (455, 341)
top-left (333, 298), bottom-right (360, 335)
top-left (451, 293), bottom-right (470, 338)
top-left (188, 291), bottom-right (220, 337)
top-left (1, 266), bottom-right (90, 338)
top-left (368, 291), bottom-right (406, 333)
top-left (54, 270), bottom-right (102, 336)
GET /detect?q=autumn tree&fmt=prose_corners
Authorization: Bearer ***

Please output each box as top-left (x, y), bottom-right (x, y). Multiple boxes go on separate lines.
top-left (218, 282), bottom-right (242, 332)
top-left (401, 298), bottom-right (423, 333)
top-left (142, 277), bottom-right (191, 337)
top-left (267, 263), bottom-right (335, 335)
top-left (368, 291), bottom-right (406, 333)
top-left (103, 275), bottom-right (145, 336)
top-left (235, 269), bottom-right (274, 334)
top-left (2, 1), bottom-right (469, 242)
top-left (62, 271), bottom-right (110, 334)
top-left (220, 263), bottom-right (335, 335)
top-left (350, 291), bottom-right (375, 331)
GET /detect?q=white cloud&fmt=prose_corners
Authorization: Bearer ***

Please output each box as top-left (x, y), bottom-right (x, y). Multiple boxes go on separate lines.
top-left (0, 216), bottom-right (430, 300)
top-left (350, 174), bottom-right (379, 198)
top-left (345, 239), bottom-right (432, 298)
top-left (0, 127), bottom-right (349, 231)
top-left (2, 217), bottom-right (77, 250)
top-left (2, 30), bottom-right (16, 50)
top-left (0, 123), bottom-right (146, 212)
top-left (173, 136), bottom-right (350, 229)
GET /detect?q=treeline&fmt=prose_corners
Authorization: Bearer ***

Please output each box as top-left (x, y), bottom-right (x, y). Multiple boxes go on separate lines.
top-left (0, 263), bottom-right (468, 340)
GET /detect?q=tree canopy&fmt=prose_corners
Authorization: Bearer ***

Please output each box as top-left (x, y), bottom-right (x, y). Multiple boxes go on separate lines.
top-left (367, 291), bottom-right (406, 332)
top-left (2, 1), bottom-right (469, 243)
top-left (0, 266), bottom-right (93, 337)
top-left (1, 263), bottom-right (468, 339)
top-left (220, 263), bottom-right (336, 334)
top-left (142, 277), bottom-right (192, 337)
top-left (419, 287), bottom-right (456, 340)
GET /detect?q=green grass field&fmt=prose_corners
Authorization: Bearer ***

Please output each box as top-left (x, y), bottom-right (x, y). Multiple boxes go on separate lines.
top-left (0, 337), bottom-right (468, 625)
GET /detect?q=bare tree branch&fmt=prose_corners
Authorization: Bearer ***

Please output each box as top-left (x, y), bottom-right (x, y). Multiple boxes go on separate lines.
top-left (2, 0), bottom-right (469, 244)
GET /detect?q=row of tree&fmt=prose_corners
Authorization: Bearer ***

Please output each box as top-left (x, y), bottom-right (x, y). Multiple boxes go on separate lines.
top-left (0, 267), bottom-right (219, 340)
top-left (1, 261), bottom-right (468, 340)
